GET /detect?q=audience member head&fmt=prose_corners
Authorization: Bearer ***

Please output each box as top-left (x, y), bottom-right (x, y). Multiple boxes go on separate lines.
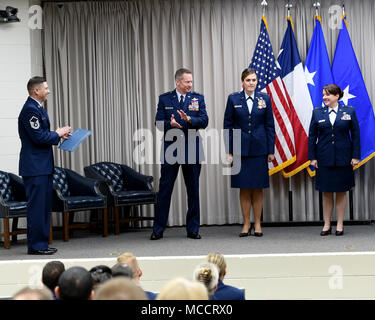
top-left (89, 265), bottom-right (112, 290)
top-left (111, 263), bottom-right (133, 279)
top-left (13, 286), bottom-right (53, 300)
top-left (157, 277), bottom-right (208, 300)
top-left (117, 252), bottom-right (142, 282)
top-left (55, 266), bottom-right (94, 300)
top-left (42, 260), bottom-right (65, 294)
top-left (193, 262), bottom-right (219, 296)
top-left (94, 278), bottom-right (147, 300)
top-left (205, 252), bottom-right (227, 280)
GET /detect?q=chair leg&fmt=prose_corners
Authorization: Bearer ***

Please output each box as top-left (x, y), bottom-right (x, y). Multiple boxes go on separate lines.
top-left (103, 208), bottom-right (108, 237)
top-left (49, 215), bottom-right (53, 245)
top-left (63, 212), bottom-right (69, 242)
top-left (11, 217), bottom-right (19, 243)
top-left (114, 207), bottom-right (120, 235)
top-left (3, 218), bottom-right (10, 249)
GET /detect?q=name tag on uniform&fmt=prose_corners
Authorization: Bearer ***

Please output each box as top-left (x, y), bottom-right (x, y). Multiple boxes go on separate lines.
top-left (165, 107), bottom-right (174, 110)
top-left (42, 117), bottom-right (46, 120)
top-left (318, 119), bottom-right (325, 123)
top-left (234, 105), bottom-right (242, 108)
top-left (341, 114), bottom-right (351, 120)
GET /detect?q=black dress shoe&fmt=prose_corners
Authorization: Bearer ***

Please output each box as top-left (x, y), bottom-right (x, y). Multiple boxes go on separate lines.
top-left (253, 231), bottom-right (263, 237)
top-left (320, 227), bottom-right (332, 236)
top-left (187, 232), bottom-right (201, 239)
top-left (335, 229), bottom-right (344, 236)
top-left (150, 232), bottom-right (163, 240)
top-left (27, 248), bottom-right (55, 255)
top-left (47, 247), bottom-right (58, 253)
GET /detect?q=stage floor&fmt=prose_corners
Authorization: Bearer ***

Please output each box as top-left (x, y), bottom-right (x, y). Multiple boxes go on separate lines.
top-left (2, 224), bottom-right (375, 299)
top-left (1, 224), bottom-right (375, 260)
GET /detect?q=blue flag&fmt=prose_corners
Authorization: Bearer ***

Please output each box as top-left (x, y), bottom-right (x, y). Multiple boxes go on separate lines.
top-left (304, 16), bottom-right (334, 176)
top-left (332, 16), bottom-right (375, 168)
top-left (304, 16), bottom-right (334, 107)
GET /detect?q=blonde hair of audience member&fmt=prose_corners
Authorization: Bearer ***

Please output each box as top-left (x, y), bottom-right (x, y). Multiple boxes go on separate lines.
top-left (157, 277), bottom-right (208, 300)
top-left (193, 262), bottom-right (219, 295)
top-left (205, 252), bottom-right (227, 280)
top-left (13, 286), bottom-right (53, 300)
top-left (117, 252), bottom-right (142, 283)
top-left (94, 278), bottom-right (147, 300)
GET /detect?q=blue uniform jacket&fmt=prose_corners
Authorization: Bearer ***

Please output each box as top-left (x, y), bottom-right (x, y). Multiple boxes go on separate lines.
top-left (212, 280), bottom-right (245, 300)
top-left (308, 105), bottom-right (360, 167)
top-left (223, 90), bottom-right (275, 156)
top-left (155, 89), bottom-right (208, 164)
top-left (18, 97), bottom-right (60, 176)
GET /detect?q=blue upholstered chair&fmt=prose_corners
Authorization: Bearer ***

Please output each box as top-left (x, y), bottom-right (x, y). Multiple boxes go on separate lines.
top-left (0, 170), bottom-right (28, 249)
top-left (84, 162), bottom-right (156, 234)
top-left (52, 166), bottom-right (108, 241)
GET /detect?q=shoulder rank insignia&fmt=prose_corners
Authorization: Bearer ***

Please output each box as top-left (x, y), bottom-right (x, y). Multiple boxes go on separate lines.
top-left (29, 116), bottom-right (40, 129)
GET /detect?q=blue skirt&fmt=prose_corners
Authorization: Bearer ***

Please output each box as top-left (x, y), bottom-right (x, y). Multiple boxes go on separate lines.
top-left (231, 155), bottom-right (269, 189)
top-left (315, 166), bottom-right (354, 192)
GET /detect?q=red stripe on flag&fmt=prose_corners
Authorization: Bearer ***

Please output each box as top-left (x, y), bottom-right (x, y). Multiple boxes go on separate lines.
top-left (266, 84), bottom-right (295, 156)
top-left (274, 134), bottom-right (288, 163)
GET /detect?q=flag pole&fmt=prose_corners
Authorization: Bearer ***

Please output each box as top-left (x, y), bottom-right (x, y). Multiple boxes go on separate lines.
top-left (286, 1), bottom-right (294, 222)
top-left (342, 4), bottom-right (354, 221)
top-left (260, 0), bottom-right (267, 225)
top-left (261, 0), bottom-right (268, 17)
top-left (313, 2), bottom-right (320, 16)
top-left (313, 1), bottom-right (323, 222)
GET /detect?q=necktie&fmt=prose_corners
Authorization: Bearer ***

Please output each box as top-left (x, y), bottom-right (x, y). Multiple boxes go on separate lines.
top-left (329, 109), bottom-right (336, 114)
top-left (179, 95), bottom-right (184, 109)
top-left (247, 96), bottom-right (254, 101)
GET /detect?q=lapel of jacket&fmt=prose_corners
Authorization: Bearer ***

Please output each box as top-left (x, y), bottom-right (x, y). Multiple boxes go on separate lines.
top-left (171, 90), bottom-right (179, 109)
top-left (240, 90), bottom-right (250, 115)
top-left (334, 105), bottom-right (344, 126)
top-left (322, 106), bottom-right (330, 125)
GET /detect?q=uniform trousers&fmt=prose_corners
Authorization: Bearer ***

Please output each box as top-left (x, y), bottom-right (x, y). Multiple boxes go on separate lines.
top-left (153, 163), bottom-right (201, 234)
top-left (23, 175), bottom-right (53, 251)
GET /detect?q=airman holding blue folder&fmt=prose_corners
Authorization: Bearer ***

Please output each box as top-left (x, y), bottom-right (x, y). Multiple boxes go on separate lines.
top-left (18, 77), bottom-right (71, 255)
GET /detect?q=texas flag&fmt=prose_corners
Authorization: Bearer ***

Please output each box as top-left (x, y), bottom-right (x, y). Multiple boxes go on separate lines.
top-left (277, 17), bottom-right (314, 177)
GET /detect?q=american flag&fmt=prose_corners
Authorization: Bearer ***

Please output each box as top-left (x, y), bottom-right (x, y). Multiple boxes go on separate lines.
top-left (249, 16), bottom-right (296, 175)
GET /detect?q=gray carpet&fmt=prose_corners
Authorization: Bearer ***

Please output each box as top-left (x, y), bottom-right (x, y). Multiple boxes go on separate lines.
top-left (1, 224), bottom-right (375, 260)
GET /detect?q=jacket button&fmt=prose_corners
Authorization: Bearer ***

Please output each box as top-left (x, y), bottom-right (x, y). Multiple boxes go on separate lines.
top-left (248, 130), bottom-right (251, 133)
top-left (332, 141), bottom-right (335, 144)
top-left (249, 123), bottom-right (251, 126)
top-left (248, 115), bottom-right (251, 118)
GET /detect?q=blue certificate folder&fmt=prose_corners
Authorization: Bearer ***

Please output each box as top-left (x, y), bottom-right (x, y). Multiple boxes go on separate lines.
top-left (58, 128), bottom-right (93, 152)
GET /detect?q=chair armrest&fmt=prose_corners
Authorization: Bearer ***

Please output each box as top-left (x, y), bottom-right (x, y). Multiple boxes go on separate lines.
top-left (8, 173), bottom-right (27, 201)
top-left (65, 169), bottom-right (101, 197)
top-left (120, 164), bottom-right (154, 191)
top-left (84, 166), bottom-right (114, 196)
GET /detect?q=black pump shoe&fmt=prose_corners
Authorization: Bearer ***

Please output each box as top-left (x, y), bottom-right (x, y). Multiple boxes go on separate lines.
top-left (239, 228), bottom-right (251, 237)
top-left (320, 227), bottom-right (332, 236)
top-left (335, 229), bottom-right (344, 236)
top-left (253, 226), bottom-right (263, 237)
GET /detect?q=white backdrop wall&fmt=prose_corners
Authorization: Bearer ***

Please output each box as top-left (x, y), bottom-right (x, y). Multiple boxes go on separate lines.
top-left (42, 0), bottom-right (375, 227)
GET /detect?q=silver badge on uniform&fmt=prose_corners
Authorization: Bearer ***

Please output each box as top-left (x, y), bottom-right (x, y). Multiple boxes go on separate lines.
top-left (29, 116), bottom-right (40, 129)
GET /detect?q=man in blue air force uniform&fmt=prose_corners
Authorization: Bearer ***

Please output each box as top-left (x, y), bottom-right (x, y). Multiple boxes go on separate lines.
top-left (18, 76), bottom-right (71, 255)
top-left (151, 68), bottom-right (209, 240)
